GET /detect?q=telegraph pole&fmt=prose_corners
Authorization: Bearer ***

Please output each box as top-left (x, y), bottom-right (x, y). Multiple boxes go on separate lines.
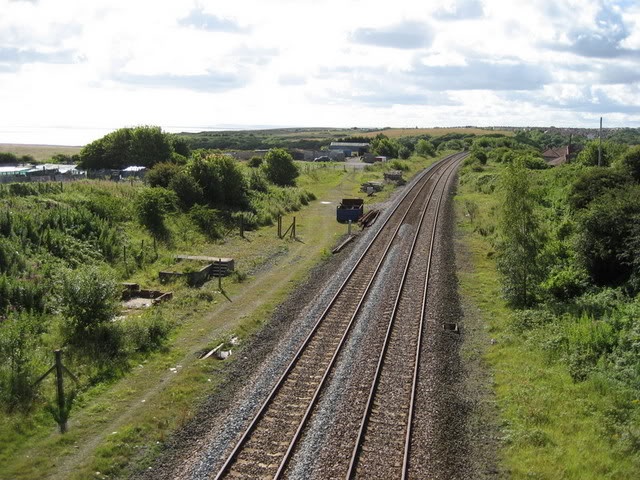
top-left (598, 117), bottom-right (603, 167)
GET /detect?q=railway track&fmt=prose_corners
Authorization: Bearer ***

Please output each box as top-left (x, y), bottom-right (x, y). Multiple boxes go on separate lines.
top-left (213, 152), bottom-right (466, 479)
top-left (346, 155), bottom-right (461, 479)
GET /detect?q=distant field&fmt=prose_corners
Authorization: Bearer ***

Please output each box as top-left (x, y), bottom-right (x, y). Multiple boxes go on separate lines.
top-left (359, 127), bottom-right (515, 138)
top-left (0, 143), bottom-right (82, 162)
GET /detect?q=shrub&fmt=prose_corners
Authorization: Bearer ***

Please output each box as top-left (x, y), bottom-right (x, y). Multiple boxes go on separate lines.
top-left (542, 265), bottom-right (590, 301)
top-left (169, 171), bottom-right (204, 209)
top-left (263, 148), bottom-right (299, 187)
top-left (567, 168), bottom-right (629, 211)
top-left (618, 145), bottom-right (640, 182)
top-left (189, 205), bottom-right (223, 239)
top-left (0, 312), bottom-right (45, 412)
top-left (136, 187), bottom-right (177, 236)
top-left (60, 266), bottom-right (121, 359)
top-left (146, 162), bottom-right (182, 188)
top-left (124, 311), bottom-right (171, 353)
top-left (415, 139), bottom-right (435, 157)
top-left (248, 156), bottom-right (263, 168)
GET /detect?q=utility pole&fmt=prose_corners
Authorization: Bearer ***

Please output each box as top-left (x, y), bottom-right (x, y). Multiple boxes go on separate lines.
top-left (598, 117), bottom-right (603, 167)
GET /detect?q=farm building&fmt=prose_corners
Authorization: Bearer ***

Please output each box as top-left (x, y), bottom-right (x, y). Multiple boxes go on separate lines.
top-left (329, 142), bottom-right (370, 157)
top-left (121, 166), bottom-right (147, 178)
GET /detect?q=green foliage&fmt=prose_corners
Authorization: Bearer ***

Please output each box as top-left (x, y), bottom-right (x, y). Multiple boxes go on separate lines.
top-left (575, 140), bottom-right (628, 167)
top-left (496, 159), bottom-right (546, 307)
top-left (263, 148), bottom-right (299, 187)
top-left (387, 160), bottom-right (409, 171)
top-left (122, 310), bottom-right (171, 353)
top-left (0, 312), bottom-right (45, 412)
top-left (398, 145), bottom-right (411, 159)
top-left (189, 205), bottom-right (223, 239)
top-left (145, 162), bottom-right (182, 188)
top-left (169, 171), bottom-right (204, 209)
top-left (618, 145), bottom-right (640, 182)
top-left (248, 156), bottom-right (263, 168)
top-left (542, 265), bottom-right (590, 301)
top-left (188, 154), bottom-right (248, 206)
top-left (576, 184), bottom-right (640, 288)
top-left (79, 126), bottom-right (175, 170)
top-left (371, 134), bottom-right (400, 158)
top-left (0, 152), bottom-right (19, 164)
top-left (135, 188), bottom-right (177, 236)
top-left (567, 167), bottom-right (630, 210)
top-left (60, 266), bottom-right (123, 362)
top-left (415, 139), bottom-right (435, 157)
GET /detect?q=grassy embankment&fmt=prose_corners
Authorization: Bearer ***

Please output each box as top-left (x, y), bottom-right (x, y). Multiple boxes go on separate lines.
top-left (456, 162), bottom-right (640, 479)
top-left (0, 154), bottom-right (442, 479)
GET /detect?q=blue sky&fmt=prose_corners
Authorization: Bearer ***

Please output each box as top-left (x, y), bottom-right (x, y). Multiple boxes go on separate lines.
top-left (1, 0), bottom-right (639, 145)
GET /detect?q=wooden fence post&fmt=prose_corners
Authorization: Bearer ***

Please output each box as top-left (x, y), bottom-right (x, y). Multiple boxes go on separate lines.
top-left (55, 350), bottom-right (66, 433)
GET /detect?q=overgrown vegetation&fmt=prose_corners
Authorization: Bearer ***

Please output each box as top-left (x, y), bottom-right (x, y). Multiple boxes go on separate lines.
top-left (457, 131), bottom-right (640, 476)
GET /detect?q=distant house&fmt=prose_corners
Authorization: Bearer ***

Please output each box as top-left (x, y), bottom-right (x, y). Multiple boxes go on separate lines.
top-left (329, 142), bottom-right (370, 157)
top-left (542, 144), bottom-right (580, 166)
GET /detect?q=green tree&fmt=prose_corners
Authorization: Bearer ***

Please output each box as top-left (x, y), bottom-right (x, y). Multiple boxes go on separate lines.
top-left (188, 155), bottom-right (248, 206)
top-left (496, 158), bottom-right (545, 307)
top-left (568, 168), bottom-right (630, 210)
top-left (618, 145), bottom-right (640, 182)
top-left (576, 184), bottom-right (640, 288)
top-left (0, 152), bottom-right (19, 164)
top-left (575, 140), bottom-right (627, 167)
top-left (263, 148), bottom-right (299, 187)
top-left (415, 139), bottom-right (435, 157)
top-left (79, 126), bottom-right (175, 169)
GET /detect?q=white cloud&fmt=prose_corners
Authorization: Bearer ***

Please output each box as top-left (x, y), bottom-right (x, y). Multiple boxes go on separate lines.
top-left (0, 0), bottom-right (639, 145)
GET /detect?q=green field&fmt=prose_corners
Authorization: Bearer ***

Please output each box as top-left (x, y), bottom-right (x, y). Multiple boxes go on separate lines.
top-left (0, 144), bottom-right (82, 162)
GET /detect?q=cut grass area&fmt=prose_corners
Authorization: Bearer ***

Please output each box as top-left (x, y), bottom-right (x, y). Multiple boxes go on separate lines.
top-left (0, 152), bottom-right (450, 479)
top-left (455, 178), bottom-right (640, 479)
top-left (0, 143), bottom-right (82, 161)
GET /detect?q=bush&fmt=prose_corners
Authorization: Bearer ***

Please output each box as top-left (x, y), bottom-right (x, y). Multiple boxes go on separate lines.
top-left (618, 145), bottom-right (640, 182)
top-left (169, 171), bottom-right (204, 209)
top-left (60, 266), bottom-right (121, 358)
top-left (576, 184), bottom-right (640, 288)
top-left (189, 205), bottom-right (223, 239)
top-left (124, 311), bottom-right (171, 353)
top-left (415, 139), bottom-right (435, 157)
top-left (0, 312), bottom-right (45, 412)
top-left (188, 155), bottom-right (248, 207)
top-left (263, 148), bottom-right (299, 187)
top-left (542, 265), bottom-right (590, 300)
top-left (136, 187), bottom-right (177, 236)
top-left (146, 162), bottom-right (182, 188)
top-left (248, 156), bottom-right (263, 168)
top-left (567, 168), bottom-right (629, 210)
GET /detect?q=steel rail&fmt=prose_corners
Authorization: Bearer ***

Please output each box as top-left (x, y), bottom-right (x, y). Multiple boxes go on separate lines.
top-left (402, 155), bottom-right (462, 479)
top-left (345, 155), bottom-right (464, 479)
top-left (214, 153), bottom-right (463, 480)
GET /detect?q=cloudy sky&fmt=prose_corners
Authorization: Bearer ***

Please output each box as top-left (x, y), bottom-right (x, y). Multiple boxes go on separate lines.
top-left (1, 0), bottom-right (639, 145)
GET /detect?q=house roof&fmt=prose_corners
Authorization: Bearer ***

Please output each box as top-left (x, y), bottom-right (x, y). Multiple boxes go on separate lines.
top-left (542, 147), bottom-right (567, 159)
top-left (329, 142), bottom-right (370, 148)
